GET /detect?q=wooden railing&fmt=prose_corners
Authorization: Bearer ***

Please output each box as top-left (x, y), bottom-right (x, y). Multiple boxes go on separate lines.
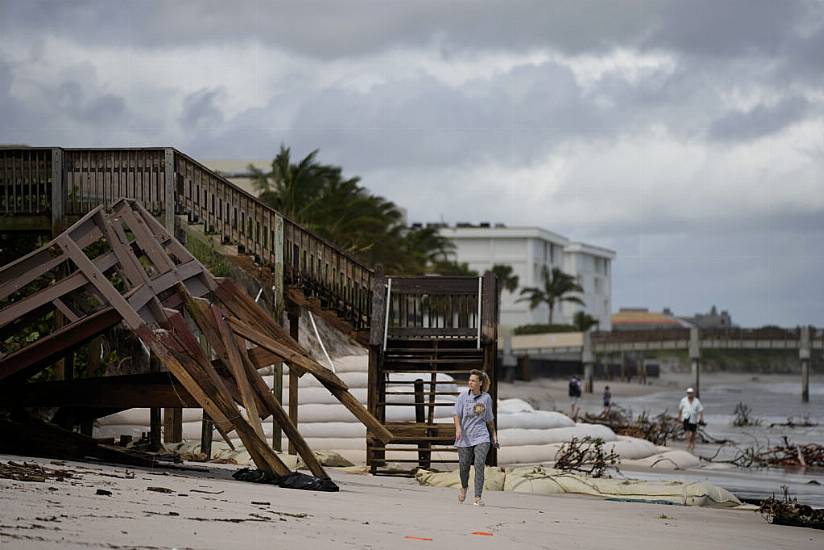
top-left (0, 147), bottom-right (373, 329)
top-left (0, 148), bottom-right (53, 216)
top-left (384, 276), bottom-right (485, 341)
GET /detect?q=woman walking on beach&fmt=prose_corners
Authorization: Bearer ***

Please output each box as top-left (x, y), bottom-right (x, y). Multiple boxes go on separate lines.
top-left (454, 369), bottom-right (498, 506)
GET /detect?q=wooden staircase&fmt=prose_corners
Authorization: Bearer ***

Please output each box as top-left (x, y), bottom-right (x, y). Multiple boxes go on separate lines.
top-left (367, 273), bottom-right (498, 474)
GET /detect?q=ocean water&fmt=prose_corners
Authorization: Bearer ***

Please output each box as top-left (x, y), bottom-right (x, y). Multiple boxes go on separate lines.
top-left (614, 374), bottom-right (824, 507)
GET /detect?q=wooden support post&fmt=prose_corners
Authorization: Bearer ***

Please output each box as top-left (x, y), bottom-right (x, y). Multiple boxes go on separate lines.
top-left (50, 148), bottom-right (64, 237)
top-left (287, 304), bottom-right (300, 455)
top-left (163, 148), bottom-right (176, 233)
top-left (271, 362), bottom-right (283, 452)
top-left (163, 407), bottom-right (183, 444)
top-left (800, 326), bottom-right (811, 403)
top-left (689, 327), bottom-right (701, 398)
top-left (414, 378), bottom-right (431, 470)
top-left (149, 352), bottom-right (162, 452)
top-left (582, 330), bottom-right (594, 393)
top-left (619, 351), bottom-right (626, 382)
top-left (271, 213), bottom-right (285, 452)
top-left (637, 353), bottom-right (646, 385)
top-left (200, 412), bottom-right (213, 458)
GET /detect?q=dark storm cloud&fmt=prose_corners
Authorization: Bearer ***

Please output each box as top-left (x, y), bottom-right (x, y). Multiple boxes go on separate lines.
top-left (179, 88), bottom-right (225, 133)
top-left (1, 0), bottom-right (655, 57)
top-left (709, 96), bottom-right (811, 141)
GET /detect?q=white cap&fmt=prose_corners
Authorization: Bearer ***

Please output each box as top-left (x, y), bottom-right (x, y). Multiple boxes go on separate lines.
top-left (686, 387), bottom-right (695, 393)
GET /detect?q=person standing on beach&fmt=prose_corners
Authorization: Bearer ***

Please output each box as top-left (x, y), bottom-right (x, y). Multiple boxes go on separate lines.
top-left (677, 387), bottom-right (704, 452)
top-left (568, 375), bottom-right (582, 419)
top-left (602, 385), bottom-right (612, 416)
top-left (454, 369), bottom-right (497, 506)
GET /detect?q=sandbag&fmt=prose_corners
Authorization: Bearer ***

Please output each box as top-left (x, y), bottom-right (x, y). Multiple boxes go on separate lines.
top-left (501, 466), bottom-right (741, 507)
top-left (498, 424), bottom-right (616, 447)
top-left (498, 399), bottom-right (535, 414)
top-left (415, 467), bottom-right (506, 492)
top-left (497, 410), bottom-right (575, 430)
top-left (623, 450), bottom-right (701, 470)
top-left (603, 437), bottom-right (659, 460)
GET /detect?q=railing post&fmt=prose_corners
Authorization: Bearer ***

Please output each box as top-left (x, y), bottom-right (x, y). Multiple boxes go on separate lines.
top-left (50, 148), bottom-right (64, 237)
top-left (689, 327), bottom-right (701, 398)
top-left (800, 326), bottom-right (811, 403)
top-left (270, 213), bottom-right (286, 451)
top-left (163, 148), bottom-right (175, 233)
top-left (287, 302), bottom-right (300, 455)
top-left (582, 330), bottom-right (594, 393)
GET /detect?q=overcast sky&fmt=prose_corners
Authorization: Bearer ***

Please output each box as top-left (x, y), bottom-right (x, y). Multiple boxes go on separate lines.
top-left (2, 0), bottom-right (823, 326)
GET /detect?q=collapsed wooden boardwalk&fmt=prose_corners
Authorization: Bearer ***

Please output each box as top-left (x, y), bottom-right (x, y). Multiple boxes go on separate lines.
top-left (0, 199), bottom-right (391, 477)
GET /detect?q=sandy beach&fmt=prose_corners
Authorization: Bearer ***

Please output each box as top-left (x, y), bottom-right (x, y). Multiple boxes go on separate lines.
top-left (1, 453), bottom-right (821, 550)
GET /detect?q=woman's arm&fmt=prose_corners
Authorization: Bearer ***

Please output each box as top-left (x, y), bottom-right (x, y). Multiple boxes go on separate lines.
top-left (453, 416), bottom-right (462, 443)
top-left (486, 420), bottom-right (497, 446)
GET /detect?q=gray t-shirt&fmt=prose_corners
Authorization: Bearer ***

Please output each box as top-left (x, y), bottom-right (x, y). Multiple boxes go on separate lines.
top-left (454, 390), bottom-right (494, 447)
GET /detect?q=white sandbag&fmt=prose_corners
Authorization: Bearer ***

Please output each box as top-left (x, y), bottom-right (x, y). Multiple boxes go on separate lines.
top-left (328, 355), bottom-right (369, 373)
top-left (497, 411), bottom-right (575, 430)
top-left (96, 409), bottom-right (152, 426)
top-left (501, 466), bottom-right (741, 508)
top-left (264, 371), bottom-right (370, 389)
top-left (279, 387), bottom-right (368, 406)
top-left (415, 467), bottom-right (506, 491)
top-left (296, 403), bottom-right (454, 423)
top-left (499, 424), bottom-right (616, 446)
top-left (93, 424), bottom-right (147, 439)
top-left (603, 437), bottom-right (659, 460)
top-left (623, 450), bottom-right (701, 470)
top-left (497, 399), bottom-right (535, 414)
top-left (497, 443), bottom-right (564, 465)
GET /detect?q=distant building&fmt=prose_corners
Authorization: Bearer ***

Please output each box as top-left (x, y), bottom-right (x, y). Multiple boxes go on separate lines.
top-left (611, 308), bottom-right (690, 331)
top-left (437, 224), bottom-right (615, 330)
top-left (203, 159), bottom-right (270, 196)
top-left (679, 305), bottom-right (735, 329)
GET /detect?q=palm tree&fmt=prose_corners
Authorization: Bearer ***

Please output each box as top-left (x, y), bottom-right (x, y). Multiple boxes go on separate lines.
top-left (248, 144), bottom-right (468, 276)
top-left (490, 264), bottom-right (519, 301)
top-left (490, 264), bottom-right (519, 322)
top-left (517, 266), bottom-right (584, 324)
top-left (573, 311), bottom-right (599, 332)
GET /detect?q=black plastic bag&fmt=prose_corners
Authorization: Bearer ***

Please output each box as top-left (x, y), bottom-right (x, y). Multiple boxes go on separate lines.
top-left (232, 468), bottom-right (339, 492)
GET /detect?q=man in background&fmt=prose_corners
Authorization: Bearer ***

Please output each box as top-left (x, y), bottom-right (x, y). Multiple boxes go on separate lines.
top-left (677, 387), bottom-right (704, 452)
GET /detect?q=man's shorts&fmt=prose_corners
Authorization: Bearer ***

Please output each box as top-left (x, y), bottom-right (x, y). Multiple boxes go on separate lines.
top-left (570, 396), bottom-right (579, 405)
top-left (683, 420), bottom-right (698, 432)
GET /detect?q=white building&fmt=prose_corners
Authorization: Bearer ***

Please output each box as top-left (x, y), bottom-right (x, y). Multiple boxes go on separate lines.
top-left (438, 225), bottom-right (615, 331)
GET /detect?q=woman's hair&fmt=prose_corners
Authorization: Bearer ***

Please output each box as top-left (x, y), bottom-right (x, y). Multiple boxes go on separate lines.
top-left (469, 369), bottom-right (490, 392)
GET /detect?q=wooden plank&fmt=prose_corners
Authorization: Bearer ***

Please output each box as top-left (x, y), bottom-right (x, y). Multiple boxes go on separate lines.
top-left (55, 234), bottom-right (144, 329)
top-left (228, 317), bottom-right (393, 443)
top-left (235, 333), bottom-right (328, 479)
top-left (143, 329), bottom-right (288, 474)
top-left (210, 304), bottom-right (266, 441)
top-left (0, 307), bottom-right (121, 383)
top-left (0, 373), bottom-right (198, 408)
top-left (287, 307), bottom-right (299, 456)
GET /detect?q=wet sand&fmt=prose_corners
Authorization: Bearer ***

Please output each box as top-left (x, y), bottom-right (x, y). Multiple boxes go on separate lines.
top-left (1, 453), bottom-right (821, 550)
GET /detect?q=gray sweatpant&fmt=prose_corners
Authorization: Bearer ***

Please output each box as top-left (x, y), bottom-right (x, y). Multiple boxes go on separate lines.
top-left (457, 442), bottom-right (491, 498)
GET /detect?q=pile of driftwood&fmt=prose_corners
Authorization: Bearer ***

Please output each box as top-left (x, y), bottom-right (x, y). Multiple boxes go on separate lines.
top-left (723, 437), bottom-right (824, 468)
top-left (583, 408), bottom-right (729, 447)
top-left (760, 486), bottom-right (824, 530)
top-left (553, 436), bottom-right (620, 478)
